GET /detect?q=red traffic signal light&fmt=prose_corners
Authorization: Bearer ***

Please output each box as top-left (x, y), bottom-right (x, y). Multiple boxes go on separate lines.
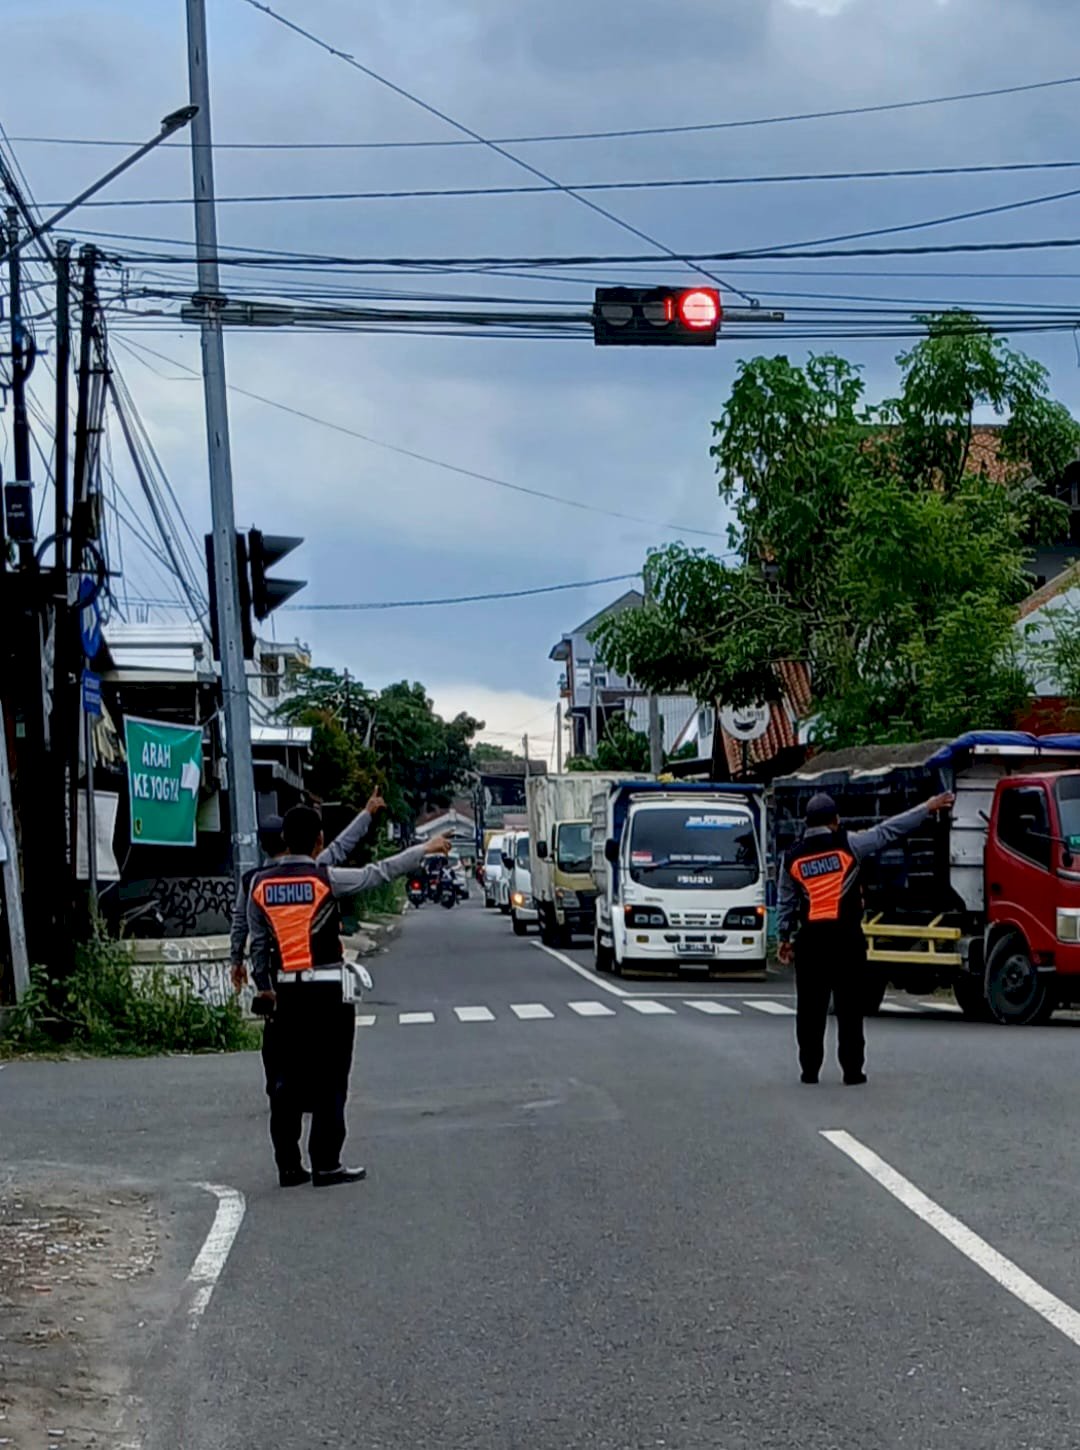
top-left (593, 286), bottom-right (721, 346)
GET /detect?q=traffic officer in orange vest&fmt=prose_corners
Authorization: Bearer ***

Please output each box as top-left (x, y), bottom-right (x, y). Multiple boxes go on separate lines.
top-left (229, 794), bottom-right (386, 1094)
top-left (248, 803), bottom-right (451, 1188)
top-left (777, 789), bottom-right (954, 1086)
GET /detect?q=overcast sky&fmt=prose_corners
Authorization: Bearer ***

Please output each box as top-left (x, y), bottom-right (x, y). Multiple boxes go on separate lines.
top-left (5, 0), bottom-right (1080, 758)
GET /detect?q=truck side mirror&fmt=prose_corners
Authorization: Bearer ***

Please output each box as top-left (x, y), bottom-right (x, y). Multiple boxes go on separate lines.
top-left (604, 838), bottom-right (619, 863)
top-left (536, 841), bottom-right (548, 859)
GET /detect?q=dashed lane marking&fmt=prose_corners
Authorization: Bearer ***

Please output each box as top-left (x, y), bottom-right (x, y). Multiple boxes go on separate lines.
top-left (685, 1000), bottom-right (741, 1016)
top-left (567, 1000), bottom-right (617, 1017)
top-left (743, 999), bottom-right (797, 1016)
top-left (399, 1011), bottom-right (436, 1025)
top-left (454, 1006), bottom-right (496, 1022)
top-left (510, 1003), bottom-right (555, 1019)
top-left (356, 1014), bottom-right (377, 1028)
top-left (624, 999), bottom-right (676, 1015)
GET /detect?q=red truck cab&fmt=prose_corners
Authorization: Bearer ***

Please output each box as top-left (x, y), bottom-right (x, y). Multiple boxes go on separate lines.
top-left (983, 770), bottom-right (1080, 1022)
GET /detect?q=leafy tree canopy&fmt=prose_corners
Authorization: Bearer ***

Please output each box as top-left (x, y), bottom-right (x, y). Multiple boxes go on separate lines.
top-left (594, 314), bottom-right (1080, 749)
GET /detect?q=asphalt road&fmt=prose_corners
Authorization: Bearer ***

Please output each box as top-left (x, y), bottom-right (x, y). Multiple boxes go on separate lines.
top-left (5, 895), bottom-right (1080, 1448)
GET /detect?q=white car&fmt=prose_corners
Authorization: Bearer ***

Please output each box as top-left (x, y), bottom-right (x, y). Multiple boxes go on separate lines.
top-left (505, 832), bottom-right (538, 937)
top-left (483, 834), bottom-right (506, 909)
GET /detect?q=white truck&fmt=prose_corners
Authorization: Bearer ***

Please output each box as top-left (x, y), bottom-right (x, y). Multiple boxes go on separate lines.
top-left (527, 772), bottom-right (649, 945)
top-left (592, 781), bottom-right (768, 978)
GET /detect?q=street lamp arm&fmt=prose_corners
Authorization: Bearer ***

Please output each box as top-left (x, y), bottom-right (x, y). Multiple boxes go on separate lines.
top-left (2, 104), bottom-right (199, 262)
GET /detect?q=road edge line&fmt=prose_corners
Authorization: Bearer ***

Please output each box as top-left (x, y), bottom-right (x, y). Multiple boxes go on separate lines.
top-left (188, 1182), bottom-right (246, 1327)
top-left (532, 941), bottom-right (629, 998)
top-left (821, 1129), bottom-right (1080, 1349)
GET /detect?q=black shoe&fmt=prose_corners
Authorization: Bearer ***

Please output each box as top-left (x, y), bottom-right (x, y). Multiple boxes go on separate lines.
top-left (278, 1167), bottom-right (312, 1188)
top-left (844, 1073), bottom-right (868, 1086)
top-left (801, 1073), bottom-right (819, 1084)
top-left (312, 1165), bottom-right (367, 1187)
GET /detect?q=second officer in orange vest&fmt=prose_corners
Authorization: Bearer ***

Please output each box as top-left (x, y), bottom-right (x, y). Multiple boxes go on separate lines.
top-left (248, 804), bottom-right (450, 1187)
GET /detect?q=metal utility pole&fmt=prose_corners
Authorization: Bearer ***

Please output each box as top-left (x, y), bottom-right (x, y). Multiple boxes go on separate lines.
top-left (590, 670), bottom-right (598, 758)
top-left (522, 734), bottom-right (530, 780)
top-left (555, 703), bottom-right (563, 774)
top-left (186, 0), bottom-right (258, 882)
top-left (54, 243), bottom-right (71, 581)
top-left (0, 700), bottom-right (30, 1003)
top-left (6, 207), bottom-right (34, 570)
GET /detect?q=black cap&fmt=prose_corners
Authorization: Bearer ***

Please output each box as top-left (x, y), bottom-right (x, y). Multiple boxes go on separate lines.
top-left (806, 792), bottom-right (838, 827)
top-left (258, 814), bottom-right (285, 852)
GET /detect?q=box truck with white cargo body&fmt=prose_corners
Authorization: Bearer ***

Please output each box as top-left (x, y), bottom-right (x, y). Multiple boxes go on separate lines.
top-left (592, 781), bottom-right (767, 978)
top-left (527, 772), bottom-right (649, 946)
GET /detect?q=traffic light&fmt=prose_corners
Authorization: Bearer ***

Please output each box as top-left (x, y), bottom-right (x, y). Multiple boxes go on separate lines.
top-left (205, 532), bottom-right (255, 661)
top-left (593, 286), bottom-right (721, 347)
top-left (247, 530), bottom-right (305, 621)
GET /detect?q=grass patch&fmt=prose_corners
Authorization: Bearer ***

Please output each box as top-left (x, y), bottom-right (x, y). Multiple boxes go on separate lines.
top-left (1, 933), bottom-right (258, 1058)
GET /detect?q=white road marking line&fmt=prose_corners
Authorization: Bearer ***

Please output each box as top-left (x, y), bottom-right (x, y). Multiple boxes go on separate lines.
top-left (188, 1183), bottom-right (245, 1326)
top-left (454, 1006), bottom-right (495, 1022)
top-left (685, 1000), bottom-right (741, 1016)
top-left (624, 999), bottom-right (676, 1015)
top-left (355, 1014), bottom-right (377, 1028)
top-left (821, 1130), bottom-right (1080, 1350)
top-left (399, 1012), bottom-right (435, 1025)
top-left (925, 1001), bottom-right (963, 1013)
top-left (510, 1003), bottom-right (555, 1020)
top-left (567, 1000), bottom-right (617, 1017)
top-left (533, 942), bottom-right (629, 997)
top-left (743, 999), bottom-right (797, 1015)
top-left (879, 1002), bottom-right (916, 1014)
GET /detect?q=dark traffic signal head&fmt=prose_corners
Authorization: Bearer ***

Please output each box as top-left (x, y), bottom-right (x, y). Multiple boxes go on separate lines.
top-left (247, 529), bottom-right (305, 621)
top-left (593, 286), bottom-right (721, 346)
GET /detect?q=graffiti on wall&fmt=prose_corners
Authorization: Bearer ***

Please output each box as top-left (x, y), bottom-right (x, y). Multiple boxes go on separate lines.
top-left (149, 876), bottom-right (234, 936)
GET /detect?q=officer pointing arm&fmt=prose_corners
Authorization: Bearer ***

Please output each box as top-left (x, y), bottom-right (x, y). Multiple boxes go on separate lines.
top-left (231, 793), bottom-right (386, 989)
top-left (777, 792), bottom-right (954, 966)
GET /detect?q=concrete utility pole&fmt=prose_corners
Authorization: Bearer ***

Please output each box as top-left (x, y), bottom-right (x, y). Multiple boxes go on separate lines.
top-left (644, 572), bottom-right (663, 775)
top-left (555, 703), bottom-right (563, 774)
top-left (186, 0), bottom-right (258, 882)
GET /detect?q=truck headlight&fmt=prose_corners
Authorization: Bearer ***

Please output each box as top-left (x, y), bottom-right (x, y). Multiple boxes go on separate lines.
top-left (1057, 909), bottom-right (1080, 942)
top-left (512, 892), bottom-right (525, 907)
top-left (723, 906), bottom-right (766, 931)
top-left (625, 905), bottom-right (668, 928)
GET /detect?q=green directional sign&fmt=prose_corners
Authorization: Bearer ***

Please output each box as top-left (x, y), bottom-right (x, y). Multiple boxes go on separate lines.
top-left (123, 716), bottom-right (203, 847)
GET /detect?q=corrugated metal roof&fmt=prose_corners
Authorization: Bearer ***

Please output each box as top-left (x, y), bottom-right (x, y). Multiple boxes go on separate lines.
top-left (251, 725), bottom-right (313, 747)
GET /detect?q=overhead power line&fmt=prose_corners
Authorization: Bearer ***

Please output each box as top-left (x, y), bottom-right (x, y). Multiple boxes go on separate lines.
top-left (10, 71), bottom-right (1080, 150)
top-left (114, 337), bottom-right (732, 541)
top-left (285, 572), bottom-right (643, 611)
top-left (42, 159), bottom-right (1080, 209)
top-left (235, 0), bottom-right (754, 303)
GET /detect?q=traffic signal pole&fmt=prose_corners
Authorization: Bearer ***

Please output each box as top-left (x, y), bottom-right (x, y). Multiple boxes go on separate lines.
top-left (186, 0), bottom-right (258, 882)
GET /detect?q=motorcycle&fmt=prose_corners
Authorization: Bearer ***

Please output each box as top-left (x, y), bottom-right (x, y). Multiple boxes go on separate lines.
top-left (407, 876), bottom-right (426, 909)
top-left (440, 878), bottom-right (457, 909)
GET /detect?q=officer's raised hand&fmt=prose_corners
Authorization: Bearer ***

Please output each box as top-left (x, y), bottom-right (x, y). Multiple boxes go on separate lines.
top-left (365, 791), bottom-right (386, 817)
top-left (926, 792), bottom-right (956, 814)
top-left (424, 834), bottom-right (453, 856)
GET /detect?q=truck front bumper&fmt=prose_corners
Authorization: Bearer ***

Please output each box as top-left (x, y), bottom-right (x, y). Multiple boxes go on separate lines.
top-left (626, 929), bottom-right (767, 970)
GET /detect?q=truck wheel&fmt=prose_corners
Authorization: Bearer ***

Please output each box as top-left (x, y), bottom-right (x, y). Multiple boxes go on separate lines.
top-left (953, 973), bottom-right (992, 1021)
top-left (985, 937), bottom-right (1055, 1025)
top-left (512, 911), bottom-right (527, 937)
top-left (594, 931), bottom-right (614, 974)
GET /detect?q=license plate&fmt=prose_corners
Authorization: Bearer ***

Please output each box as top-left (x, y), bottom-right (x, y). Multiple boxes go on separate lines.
top-left (682, 942), bottom-right (715, 956)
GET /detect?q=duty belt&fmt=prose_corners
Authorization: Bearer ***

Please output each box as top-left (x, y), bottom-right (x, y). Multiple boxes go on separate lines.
top-left (277, 966), bottom-right (347, 985)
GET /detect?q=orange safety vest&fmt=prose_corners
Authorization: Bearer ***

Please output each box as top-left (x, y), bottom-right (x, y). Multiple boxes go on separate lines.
top-left (785, 829), bottom-right (863, 931)
top-left (250, 859), bottom-right (344, 973)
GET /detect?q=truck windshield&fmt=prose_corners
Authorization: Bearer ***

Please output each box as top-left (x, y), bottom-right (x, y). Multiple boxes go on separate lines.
top-left (516, 836), bottom-right (531, 866)
top-left (555, 822), bottom-right (592, 873)
top-left (628, 807), bottom-right (759, 890)
top-left (486, 844), bottom-right (503, 866)
top-left (1056, 776), bottom-right (1080, 847)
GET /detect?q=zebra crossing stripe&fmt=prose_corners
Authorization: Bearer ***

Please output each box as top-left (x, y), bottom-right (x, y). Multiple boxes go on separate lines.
top-left (624, 1000), bottom-right (676, 1015)
top-left (510, 1003), bottom-right (554, 1020)
top-left (454, 1006), bottom-right (496, 1022)
top-left (567, 1000), bottom-right (616, 1017)
top-left (743, 1000), bottom-right (797, 1016)
top-left (685, 1000), bottom-right (740, 1016)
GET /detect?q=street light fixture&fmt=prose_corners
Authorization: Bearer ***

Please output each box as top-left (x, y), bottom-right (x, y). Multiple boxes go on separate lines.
top-left (1, 104), bottom-right (199, 261)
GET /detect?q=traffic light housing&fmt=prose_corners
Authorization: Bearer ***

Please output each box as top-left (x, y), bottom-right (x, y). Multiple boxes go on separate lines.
top-left (247, 530), bottom-right (305, 621)
top-left (593, 286), bottom-right (721, 346)
top-left (204, 529), bottom-right (305, 662)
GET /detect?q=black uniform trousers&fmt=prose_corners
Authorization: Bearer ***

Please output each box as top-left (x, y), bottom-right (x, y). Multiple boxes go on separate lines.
top-left (268, 982), bottom-right (356, 1175)
top-left (794, 923), bottom-right (867, 1081)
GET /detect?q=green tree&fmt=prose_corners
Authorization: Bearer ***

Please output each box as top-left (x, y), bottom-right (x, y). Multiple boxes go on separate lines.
top-left (472, 742), bottom-right (518, 766)
top-left (597, 314), bottom-right (1079, 750)
top-left (280, 669), bottom-right (481, 824)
